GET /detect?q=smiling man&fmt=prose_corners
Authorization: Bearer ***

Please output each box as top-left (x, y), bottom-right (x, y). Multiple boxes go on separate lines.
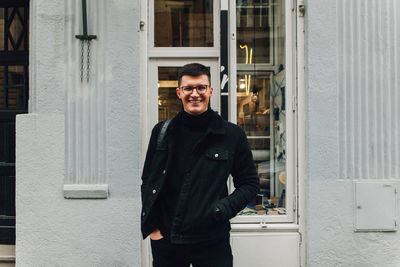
top-left (140, 63), bottom-right (259, 267)
top-left (177, 71), bottom-right (212, 115)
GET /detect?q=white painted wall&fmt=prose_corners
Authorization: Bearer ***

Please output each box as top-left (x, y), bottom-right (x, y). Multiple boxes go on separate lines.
top-left (16, 0), bottom-right (142, 266)
top-left (18, 0), bottom-right (400, 266)
top-left (306, 0), bottom-right (400, 266)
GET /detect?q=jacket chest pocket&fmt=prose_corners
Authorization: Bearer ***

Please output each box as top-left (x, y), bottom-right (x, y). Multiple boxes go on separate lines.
top-left (198, 148), bottom-right (230, 185)
top-left (204, 147), bottom-right (229, 161)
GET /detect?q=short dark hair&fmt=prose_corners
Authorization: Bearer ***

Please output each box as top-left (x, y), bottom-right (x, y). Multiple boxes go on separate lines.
top-left (177, 63), bottom-right (211, 87)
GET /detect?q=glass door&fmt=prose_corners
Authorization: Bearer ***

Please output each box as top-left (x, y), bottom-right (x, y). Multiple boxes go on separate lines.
top-left (143, 1), bottom-right (221, 266)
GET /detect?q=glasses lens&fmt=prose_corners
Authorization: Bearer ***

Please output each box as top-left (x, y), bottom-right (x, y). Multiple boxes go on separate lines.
top-left (197, 85), bottom-right (208, 93)
top-left (182, 86), bottom-right (193, 94)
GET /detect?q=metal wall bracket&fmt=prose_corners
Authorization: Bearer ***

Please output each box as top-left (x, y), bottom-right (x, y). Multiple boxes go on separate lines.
top-left (140, 21), bottom-right (145, 31)
top-left (298, 4), bottom-right (305, 17)
top-left (260, 218), bottom-right (268, 228)
top-left (75, 0), bottom-right (97, 82)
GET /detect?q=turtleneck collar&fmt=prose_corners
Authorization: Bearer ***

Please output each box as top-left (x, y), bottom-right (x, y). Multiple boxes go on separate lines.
top-left (181, 108), bottom-right (213, 130)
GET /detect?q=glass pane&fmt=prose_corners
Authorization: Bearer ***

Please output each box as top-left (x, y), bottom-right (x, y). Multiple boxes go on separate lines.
top-left (158, 67), bottom-right (182, 121)
top-left (7, 65), bottom-right (25, 109)
top-left (236, 0), bottom-right (286, 216)
top-left (237, 0), bottom-right (272, 64)
top-left (0, 8), bottom-right (4, 50)
top-left (154, 0), bottom-right (213, 47)
top-left (8, 8), bottom-right (24, 51)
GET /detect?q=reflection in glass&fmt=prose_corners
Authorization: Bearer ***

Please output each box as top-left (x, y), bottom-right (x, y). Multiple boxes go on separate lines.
top-left (236, 0), bottom-right (286, 216)
top-left (8, 9), bottom-right (22, 51)
top-left (1, 7), bottom-right (28, 51)
top-left (0, 66), bottom-right (26, 110)
top-left (236, 0), bottom-right (272, 64)
top-left (7, 8), bottom-right (27, 51)
top-left (154, 0), bottom-right (213, 47)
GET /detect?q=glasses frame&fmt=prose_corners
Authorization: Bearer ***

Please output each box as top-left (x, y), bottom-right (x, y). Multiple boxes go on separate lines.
top-left (179, 84), bottom-right (210, 95)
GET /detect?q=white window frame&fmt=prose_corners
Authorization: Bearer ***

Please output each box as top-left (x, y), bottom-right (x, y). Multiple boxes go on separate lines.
top-left (142, 0), bottom-right (221, 153)
top-left (229, 0), bottom-right (297, 224)
top-left (148, 0), bottom-right (220, 58)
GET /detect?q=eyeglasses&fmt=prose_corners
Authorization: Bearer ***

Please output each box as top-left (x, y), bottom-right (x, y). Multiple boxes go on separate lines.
top-left (180, 85), bottom-right (210, 95)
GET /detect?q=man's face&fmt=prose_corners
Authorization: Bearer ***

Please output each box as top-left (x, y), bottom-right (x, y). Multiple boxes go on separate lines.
top-left (176, 74), bottom-right (213, 115)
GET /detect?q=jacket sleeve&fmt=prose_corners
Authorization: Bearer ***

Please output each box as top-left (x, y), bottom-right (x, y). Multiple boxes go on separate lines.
top-left (216, 128), bottom-right (260, 220)
top-left (141, 122), bottom-right (162, 203)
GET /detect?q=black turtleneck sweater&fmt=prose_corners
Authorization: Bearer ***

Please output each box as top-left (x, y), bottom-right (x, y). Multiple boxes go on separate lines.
top-left (157, 108), bottom-right (214, 237)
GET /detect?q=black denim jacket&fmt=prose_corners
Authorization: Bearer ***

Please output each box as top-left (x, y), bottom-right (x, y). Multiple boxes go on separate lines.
top-left (141, 110), bottom-right (260, 244)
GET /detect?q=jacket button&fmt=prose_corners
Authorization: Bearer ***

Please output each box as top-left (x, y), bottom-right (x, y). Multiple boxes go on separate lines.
top-left (214, 153), bottom-right (219, 158)
top-left (142, 212), bottom-right (146, 216)
top-left (162, 170), bottom-right (166, 174)
top-left (152, 189), bottom-right (157, 194)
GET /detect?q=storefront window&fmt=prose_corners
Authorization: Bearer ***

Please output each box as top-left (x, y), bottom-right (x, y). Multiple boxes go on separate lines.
top-left (236, 0), bottom-right (287, 216)
top-left (154, 0), bottom-right (213, 47)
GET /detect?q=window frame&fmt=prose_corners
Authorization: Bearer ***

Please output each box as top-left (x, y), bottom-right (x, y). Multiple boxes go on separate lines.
top-left (148, 0), bottom-right (220, 58)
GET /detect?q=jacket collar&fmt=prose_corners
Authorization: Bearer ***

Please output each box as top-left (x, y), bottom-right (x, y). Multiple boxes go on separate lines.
top-left (167, 109), bottom-right (226, 137)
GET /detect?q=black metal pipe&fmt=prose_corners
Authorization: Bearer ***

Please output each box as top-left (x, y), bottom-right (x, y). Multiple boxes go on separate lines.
top-left (82, 0), bottom-right (87, 37)
top-left (220, 9), bottom-right (228, 120)
top-left (75, 0), bottom-right (96, 40)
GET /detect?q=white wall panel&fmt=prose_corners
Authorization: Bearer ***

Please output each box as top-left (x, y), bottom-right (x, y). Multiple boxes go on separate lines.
top-left (337, 0), bottom-right (400, 180)
top-left (65, 0), bottom-right (106, 185)
top-left (231, 233), bottom-right (299, 267)
top-left (307, 0), bottom-right (400, 265)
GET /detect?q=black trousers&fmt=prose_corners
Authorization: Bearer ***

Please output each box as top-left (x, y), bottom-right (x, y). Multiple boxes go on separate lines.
top-left (151, 237), bottom-right (233, 267)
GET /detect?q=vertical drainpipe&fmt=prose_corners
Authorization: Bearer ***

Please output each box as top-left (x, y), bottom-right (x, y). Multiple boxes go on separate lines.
top-left (220, 0), bottom-right (229, 120)
top-left (296, 0), bottom-right (306, 266)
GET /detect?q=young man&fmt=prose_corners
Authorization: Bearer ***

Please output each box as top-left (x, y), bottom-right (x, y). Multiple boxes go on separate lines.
top-left (141, 63), bottom-right (259, 267)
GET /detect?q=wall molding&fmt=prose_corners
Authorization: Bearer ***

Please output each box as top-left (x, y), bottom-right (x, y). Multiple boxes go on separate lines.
top-left (64, 0), bottom-right (108, 197)
top-left (63, 184), bottom-right (108, 199)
